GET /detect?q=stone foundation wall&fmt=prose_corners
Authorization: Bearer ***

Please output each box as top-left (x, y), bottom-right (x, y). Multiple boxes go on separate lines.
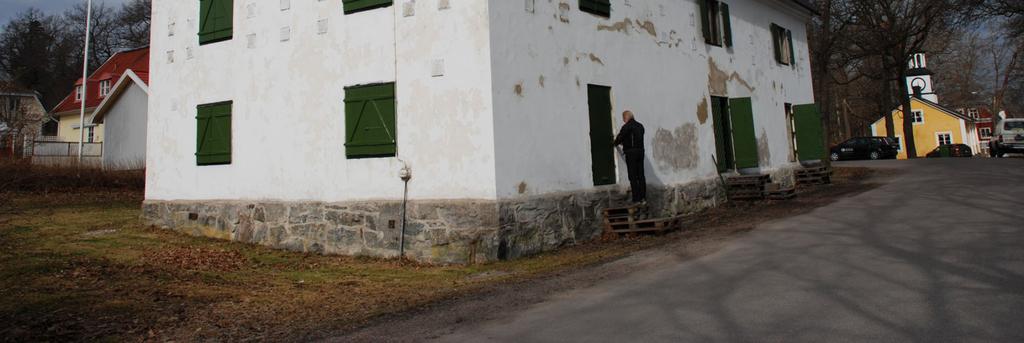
top-left (142, 200), bottom-right (501, 264)
top-left (143, 171), bottom-right (799, 264)
top-left (495, 177), bottom-right (727, 260)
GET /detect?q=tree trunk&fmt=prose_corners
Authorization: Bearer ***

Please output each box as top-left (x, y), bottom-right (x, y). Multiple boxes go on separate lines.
top-left (881, 78), bottom-right (896, 138)
top-left (897, 66), bottom-right (918, 158)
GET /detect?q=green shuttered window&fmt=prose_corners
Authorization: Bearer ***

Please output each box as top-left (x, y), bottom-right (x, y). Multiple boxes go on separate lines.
top-left (728, 97), bottom-right (759, 169)
top-left (343, 0), bottom-right (393, 14)
top-left (771, 23), bottom-right (795, 66)
top-left (199, 0), bottom-right (233, 45)
top-left (345, 83), bottom-right (397, 158)
top-left (700, 0), bottom-right (733, 47)
top-left (793, 104), bottom-right (826, 161)
top-left (580, 0), bottom-right (611, 17)
top-left (196, 101), bottom-right (232, 165)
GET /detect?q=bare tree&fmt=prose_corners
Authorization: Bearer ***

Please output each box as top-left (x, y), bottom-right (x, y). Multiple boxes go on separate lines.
top-left (117, 0), bottom-right (152, 48)
top-left (842, 0), bottom-right (974, 158)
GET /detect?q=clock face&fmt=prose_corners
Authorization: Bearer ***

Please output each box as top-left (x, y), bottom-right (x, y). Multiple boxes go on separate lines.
top-left (911, 77), bottom-right (928, 91)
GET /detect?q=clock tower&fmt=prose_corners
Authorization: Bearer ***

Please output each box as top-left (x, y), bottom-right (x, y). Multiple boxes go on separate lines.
top-left (906, 52), bottom-right (938, 103)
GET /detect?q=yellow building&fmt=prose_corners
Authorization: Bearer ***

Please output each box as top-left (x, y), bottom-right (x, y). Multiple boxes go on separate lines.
top-left (871, 97), bottom-right (979, 159)
top-left (54, 111), bottom-right (105, 143)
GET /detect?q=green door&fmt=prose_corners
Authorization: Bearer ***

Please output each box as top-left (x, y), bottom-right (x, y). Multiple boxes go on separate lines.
top-left (588, 85), bottom-right (616, 186)
top-left (729, 97), bottom-right (759, 169)
top-left (710, 96), bottom-right (733, 172)
top-left (793, 103), bottom-right (825, 161)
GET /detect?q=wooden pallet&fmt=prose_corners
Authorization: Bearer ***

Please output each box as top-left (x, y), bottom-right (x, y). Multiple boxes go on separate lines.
top-left (766, 187), bottom-right (797, 200)
top-left (795, 166), bottom-right (832, 186)
top-left (725, 174), bottom-right (770, 200)
top-left (605, 216), bottom-right (683, 234)
top-left (602, 204), bottom-right (683, 235)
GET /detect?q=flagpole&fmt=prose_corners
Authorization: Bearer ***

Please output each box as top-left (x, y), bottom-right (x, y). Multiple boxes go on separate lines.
top-left (77, 0), bottom-right (92, 164)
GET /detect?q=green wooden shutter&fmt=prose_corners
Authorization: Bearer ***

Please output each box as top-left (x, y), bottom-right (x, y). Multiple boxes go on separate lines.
top-left (345, 83), bottom-right (397, 158)
top-left (199, 0), bottom-right (233, 44)
top-left (771, 24), bottom-right (783, 64)
top-left (343, 0), bottom-right (393, 14)
top-left (700, 0), bottom-right (712, 44)
top-left (786, 29), bottom-right (796, 66)
top-left (793, 104), bottom-right (825, 161)
top-left (711, 98), bottom-right (729, 172)
top-left (588, 85), bottom-right (616, 186)
top-left (196, 101), bottom-right (232, 165)
top-left (721, 2), bottom-right (733, 47)
top-left (580, 0), bottom-right (611, 17)
top-left (728, 97), bottom-right (759, 169)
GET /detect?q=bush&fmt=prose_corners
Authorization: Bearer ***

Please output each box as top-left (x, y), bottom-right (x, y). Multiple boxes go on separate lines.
top-left (0, 159), bottom-right (145, 193)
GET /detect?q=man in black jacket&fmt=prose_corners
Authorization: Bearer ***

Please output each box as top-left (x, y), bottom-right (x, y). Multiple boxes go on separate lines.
top-left (613, 110), bottom-right (646, 204)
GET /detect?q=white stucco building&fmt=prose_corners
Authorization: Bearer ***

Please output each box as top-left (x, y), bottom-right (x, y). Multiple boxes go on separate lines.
top-left (145, 0), bottom-right (822, 263)
top-left (91, 69), bottom-right (150, 169)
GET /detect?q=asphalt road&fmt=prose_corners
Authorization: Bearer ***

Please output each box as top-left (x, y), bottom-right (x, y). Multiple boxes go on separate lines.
top-left (437, 158), bottom-right (1024, 342)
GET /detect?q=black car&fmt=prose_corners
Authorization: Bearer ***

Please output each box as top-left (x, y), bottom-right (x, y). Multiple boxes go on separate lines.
top-left (829, 137), bottom-right (900, 161)
top-left (926, 144), bottom-right (973, 158)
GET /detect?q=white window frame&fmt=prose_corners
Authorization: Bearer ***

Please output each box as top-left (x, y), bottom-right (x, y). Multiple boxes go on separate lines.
top-left (911, 110), bottom-right (924, 124)
top-left (99, 80), bottom-right (112, 97)
top-left (75, 85), bottom-right (84, 101)
top-left (86, 126), bottom-right (95, 143)
top-left (980, 127), bottom-right (992, 137)
top-left (936, 132), bottom-right (953, 146)
top-left (894, 135), bottom-right (903, 152)
top-left (968, 108), bottom-right (979, 119)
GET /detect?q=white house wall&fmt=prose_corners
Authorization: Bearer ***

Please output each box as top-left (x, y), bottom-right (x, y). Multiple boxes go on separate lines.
top-left (488, 0), bottom-right (815, 199)
top-left (147, 0), bottom-right (496, 202)
top-left (101, 84), bottom-right (149, 169)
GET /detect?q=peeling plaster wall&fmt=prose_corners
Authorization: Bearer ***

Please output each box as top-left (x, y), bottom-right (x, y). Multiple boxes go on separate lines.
top-left (147, 0), bottom-right (497, 202)
top-left (489, 0), bottom-right (815, 199)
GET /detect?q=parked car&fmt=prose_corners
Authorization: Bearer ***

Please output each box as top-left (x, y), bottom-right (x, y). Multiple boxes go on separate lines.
top-left (926, 144), bottom-right (973, 158)
top-left (829, 137), bottom-right (900, 161)
top-left (990, 118), bottom-right (1024, 157)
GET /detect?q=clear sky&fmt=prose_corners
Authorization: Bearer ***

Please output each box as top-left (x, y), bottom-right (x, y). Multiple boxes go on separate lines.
top-left (1, 0), bottom-right (130, 27)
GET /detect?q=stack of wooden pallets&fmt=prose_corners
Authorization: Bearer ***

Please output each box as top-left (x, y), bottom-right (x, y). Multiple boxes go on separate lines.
top-left (764, 183), bottom-right (797, 200)
top-left (725, 174), bottom-right (770, 200)
top-left (795, 166), bottom-right (832, 186)
top-left (602, 204), bottom-right (683, 236)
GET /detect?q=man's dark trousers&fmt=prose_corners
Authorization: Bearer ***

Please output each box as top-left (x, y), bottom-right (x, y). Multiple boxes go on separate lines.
top-left (624, 149), bottom-right (646, 203)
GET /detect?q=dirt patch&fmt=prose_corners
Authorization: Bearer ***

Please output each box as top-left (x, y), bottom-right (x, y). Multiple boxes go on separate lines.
top-left (652, 123), bottom-right (700, 172)
top-left (513, 82), bottom-right (524, 97)
top-left (588, 53), bottom-right (605, 66)
top-left (145, 247), bottom-right (247, 272)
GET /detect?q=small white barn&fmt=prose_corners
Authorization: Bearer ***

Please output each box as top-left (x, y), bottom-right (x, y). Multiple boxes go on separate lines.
top-left (145, 0), bottom-right (821, 263)
top-left (91, 69), bottom-right (150, 170)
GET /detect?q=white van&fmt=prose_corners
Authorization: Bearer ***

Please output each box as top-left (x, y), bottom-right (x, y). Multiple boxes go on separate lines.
top-left (991, 112), bottom-right (1024, 157)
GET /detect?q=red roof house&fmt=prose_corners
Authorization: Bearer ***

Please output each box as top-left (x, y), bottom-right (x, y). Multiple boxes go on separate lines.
top-left (49, 47), bottom-right (149, 143)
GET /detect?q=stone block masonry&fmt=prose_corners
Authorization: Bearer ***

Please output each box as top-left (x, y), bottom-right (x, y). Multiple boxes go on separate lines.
top-left (143, 200), bottom-right (502, 264)
top-left (143, 171), bottom-right (797, 264)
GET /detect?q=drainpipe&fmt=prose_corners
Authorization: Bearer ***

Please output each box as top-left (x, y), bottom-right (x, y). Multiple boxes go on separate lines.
top-left (398, 164), bottom-right (412, 260)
